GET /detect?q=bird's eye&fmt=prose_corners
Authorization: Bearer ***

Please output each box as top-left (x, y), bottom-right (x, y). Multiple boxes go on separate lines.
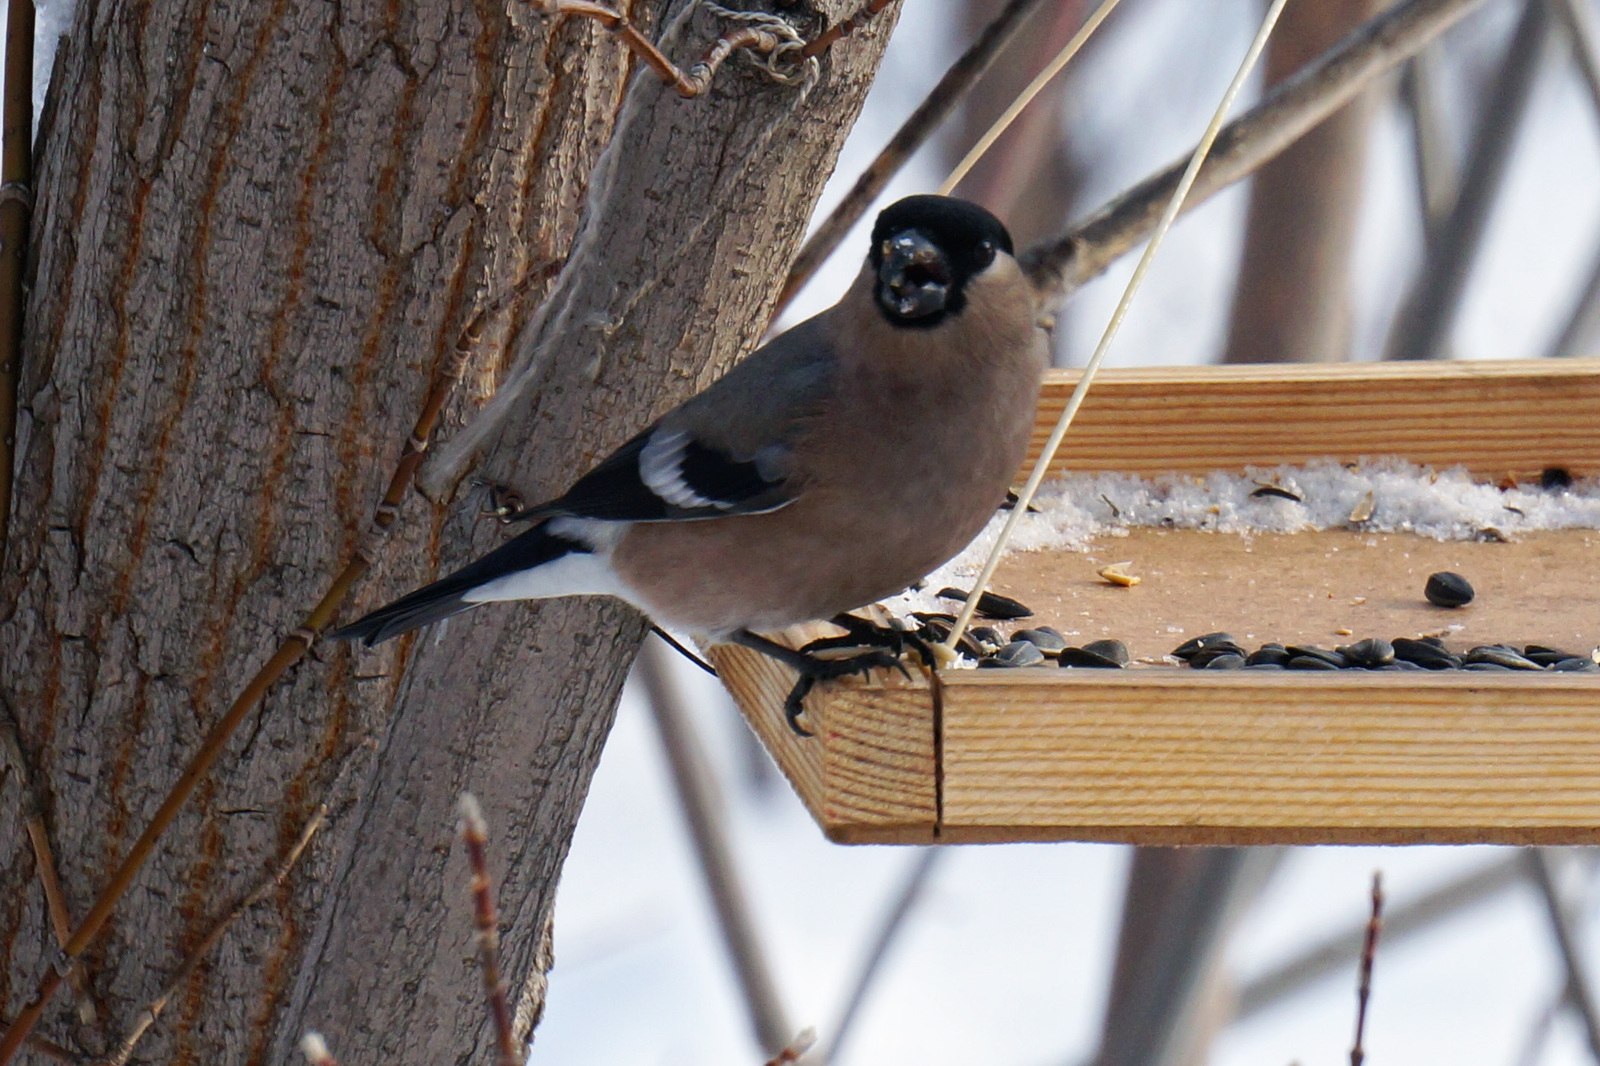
top-left (975, 240), bottom-right (996, 268)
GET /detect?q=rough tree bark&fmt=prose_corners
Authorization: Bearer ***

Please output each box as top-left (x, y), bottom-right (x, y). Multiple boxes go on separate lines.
top-left (0, 0), bottom-right (896, 1061)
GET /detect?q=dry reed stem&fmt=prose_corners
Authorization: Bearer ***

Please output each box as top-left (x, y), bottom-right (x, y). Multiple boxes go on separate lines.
top-left (776, 0), bottom-right (1053, 312)
top-left (457, 794), bottom-right (519, 1066)
top-left (1350, 872), bottom-right (1384, 1066)
top-left (100, 808), bottom-right (328, 1066)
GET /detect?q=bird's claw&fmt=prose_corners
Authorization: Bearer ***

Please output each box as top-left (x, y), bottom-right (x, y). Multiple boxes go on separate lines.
top-left (470, 477), bottom-right (526, 523)
top-left (782, 645), bottom-right (909, 736)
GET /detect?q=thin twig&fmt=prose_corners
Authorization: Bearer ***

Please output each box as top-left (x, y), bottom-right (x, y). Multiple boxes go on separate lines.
top-left (458, 794), bottom-right (519, 1066)
top-left (0, 0), bottom-right (34, 567)
top-left (530, 0), bottom-right (848, 98)
top-left (1385, 0), bottom-right (1552, 361)
top-left (0, 703), bottom-right (96, 1025)
top-left (1350, 872), bottom-right (1384, 1066)
top-left (762, 1027), bottom-right (816, 1065)
top-left (637, 638), bottom-right (793, 1054)
top-left (1022, 0), bottom-right (1492, 308)
top-left (1524, 849), bottom-right (1600, 1060)
top-left (1237, 855), bottom-right (1534, 1019)
top-left (776, 0), bottom-right (1054, 311)
top-left (823, 848), bottom-right (941, 1063)
top-left (21, 1035), bottom-right (73, 1064)
top-left (800, 0), bottom-right (893, 58)
top-left (0, 269), bottom-right (546, 1063)
top-left (101, 808), bottom-right (328, 1066)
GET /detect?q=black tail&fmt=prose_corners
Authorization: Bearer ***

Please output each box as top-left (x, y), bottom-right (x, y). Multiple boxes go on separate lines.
top-left (329, 520), bottom-right (589, 647)
top-left (328, 578), bottom-right (479, 647)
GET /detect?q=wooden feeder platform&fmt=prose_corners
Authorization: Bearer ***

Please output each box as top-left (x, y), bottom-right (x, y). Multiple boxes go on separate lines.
top-left (707, 359), bottom-right (1600, 847)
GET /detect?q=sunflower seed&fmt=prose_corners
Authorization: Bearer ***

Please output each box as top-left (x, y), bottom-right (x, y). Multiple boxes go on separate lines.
top-left (1463, 645), bottom-right (1541, 670)
top-left (1286, 655), bottom-right (1342, 671)
top-left (1081, 638), bottom-right (1130, 666)
top-left (1285, 645), bottom-right (1349, 668)
top-left (1337, 638), bottom-right (1395, 668)
top-left (1392, 638), bottom-right (1461, 670)
top-left (1172, 632), bottom-right (1236, 660)
top-left (980, 641), bottom-right (1046, 668)
top-left (1012, 627), bottom-right (1067, 652)
top-left (1058, 646), bottom-right (1125, 669)
top-left (1424, 571), bottom-right (1475, 608)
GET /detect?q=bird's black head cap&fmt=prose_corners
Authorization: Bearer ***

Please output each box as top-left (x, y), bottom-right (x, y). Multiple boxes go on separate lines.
top-left (869, 195), bottom-right (1014, 329)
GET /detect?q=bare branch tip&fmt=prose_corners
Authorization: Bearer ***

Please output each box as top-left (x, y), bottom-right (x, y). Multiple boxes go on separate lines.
top-left (764, 1027), bottom-right (817, 1065)
top-left (457, 791), bottom-right (486, 835)
top-left (299, 1031), bottom-right (337, 1066)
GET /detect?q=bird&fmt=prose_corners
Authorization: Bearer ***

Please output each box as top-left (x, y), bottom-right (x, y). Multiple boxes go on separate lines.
top-left (331, 194), bottom-right (1049, 733)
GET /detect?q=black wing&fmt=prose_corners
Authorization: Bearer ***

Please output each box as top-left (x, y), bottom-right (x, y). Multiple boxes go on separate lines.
top-left (538, 426), bottom-right (789, 522)
top-left (518, 313), bottom-right (839, 524)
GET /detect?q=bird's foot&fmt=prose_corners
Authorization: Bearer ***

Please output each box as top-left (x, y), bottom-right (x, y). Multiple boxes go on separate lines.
top-left (814, 612), bottom-right (940, 671)
top-left (731, 629), bottom-right (911, 737)
top-left (470, 477), bottom-right (527, 524)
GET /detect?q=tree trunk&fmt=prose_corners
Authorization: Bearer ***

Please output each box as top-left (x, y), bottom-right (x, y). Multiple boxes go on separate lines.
top-left (0, 0), bottom-right (896, 1061)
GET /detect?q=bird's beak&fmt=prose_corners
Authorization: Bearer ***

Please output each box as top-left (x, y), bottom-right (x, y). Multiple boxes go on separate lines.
top-left (877, 231), bottom-right (951, 319)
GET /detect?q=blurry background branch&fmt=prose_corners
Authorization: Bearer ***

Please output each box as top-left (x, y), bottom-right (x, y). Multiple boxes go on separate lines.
top-left (1022, 0), bottom-right (1491, 306)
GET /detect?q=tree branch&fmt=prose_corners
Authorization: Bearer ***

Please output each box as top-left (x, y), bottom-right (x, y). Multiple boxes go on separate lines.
top-left (1021, 0), bottom-right (1491, 307)
top-left (777, 0), bottom-right (1054, 310)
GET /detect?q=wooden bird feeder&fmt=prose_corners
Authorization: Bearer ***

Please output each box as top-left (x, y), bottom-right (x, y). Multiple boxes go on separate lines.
top-left (707, 359), bottom-right (1600, 847)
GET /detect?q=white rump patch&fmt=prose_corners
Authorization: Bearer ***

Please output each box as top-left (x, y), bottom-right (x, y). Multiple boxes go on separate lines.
top-left (461, 519), bottom-right (640, 608)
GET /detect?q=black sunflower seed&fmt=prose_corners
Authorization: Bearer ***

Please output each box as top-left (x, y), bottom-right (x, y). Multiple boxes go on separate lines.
top-left (1285, 645), bottom-right (1349, 668)
top-left (1058, 646), bottom-right (1125, 669)
top-left (1424, 571), bottom-right (1474, 608)
top-left (1012, 627), bottom-right (1067, 652)
top-left (1081, 638), bottom-right (1130, 666)
top-left (1337, 638), bottom-right (1395, 669)
top-left (937, 587), bottom-right (1034, 620)
top-left (1172, 632), bottom-right (1236, 661)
